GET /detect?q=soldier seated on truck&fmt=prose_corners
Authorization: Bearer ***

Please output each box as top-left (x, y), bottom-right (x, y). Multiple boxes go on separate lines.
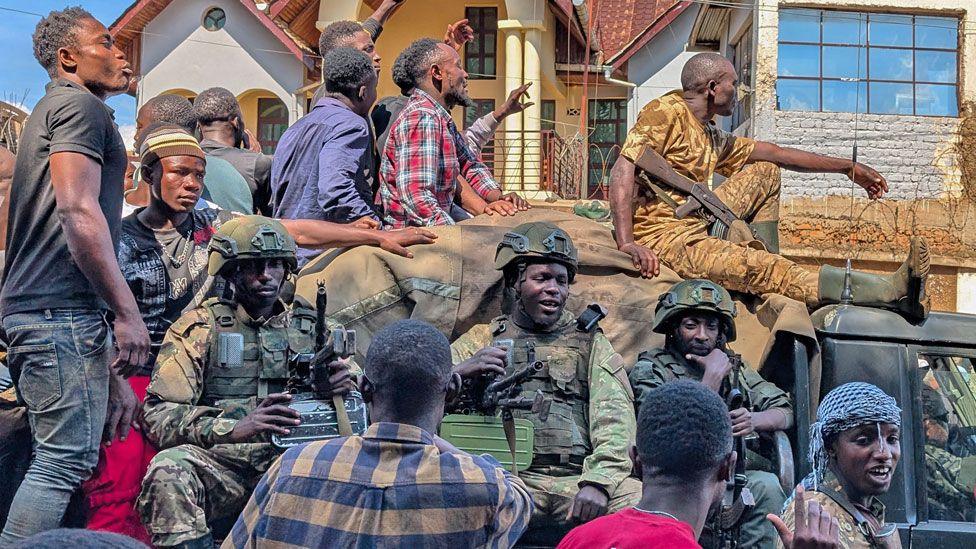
top-left (609, 52), bottom-right (930, 321)
top-left (136, 216), bottom-right (356, 549)
top-left (629, 279), bottom-right (793, 549)
top-left (450, 221), bottom-right (641, 545)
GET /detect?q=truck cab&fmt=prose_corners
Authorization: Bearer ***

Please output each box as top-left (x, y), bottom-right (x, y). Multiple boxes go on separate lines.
top-left (784, 305), bottom-right (976, 547)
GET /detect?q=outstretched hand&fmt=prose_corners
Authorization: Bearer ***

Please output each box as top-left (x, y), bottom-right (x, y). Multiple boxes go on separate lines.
top-left (850, 162), bottom-right (888, 199)
top-left (496, 83), bottom-right (534, 121)
top-left (444, 18), bottom-right (475, 51)
top-left (767, 485), bottom-right (840, 549)
top-left (377, 227), bottom-right (438, 258)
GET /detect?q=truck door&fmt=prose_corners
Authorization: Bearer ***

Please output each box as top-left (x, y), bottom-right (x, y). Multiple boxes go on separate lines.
top-left (910, 349), bottom-right (976, 545)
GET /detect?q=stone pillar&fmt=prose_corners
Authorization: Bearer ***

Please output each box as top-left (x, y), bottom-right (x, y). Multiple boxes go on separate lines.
top-left (522, 26), bottom-right (544, 195)
top-left (957, 269), bottom-right (976, 313)
top-left (499, 21), bottom-right (524, 189)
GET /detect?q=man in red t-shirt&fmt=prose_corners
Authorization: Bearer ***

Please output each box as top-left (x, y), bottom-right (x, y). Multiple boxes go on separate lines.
top-left (558, 380), bottom-right (842, 549)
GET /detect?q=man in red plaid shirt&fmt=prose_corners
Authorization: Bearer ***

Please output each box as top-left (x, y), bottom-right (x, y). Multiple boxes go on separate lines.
top-left (379, 38), bottom-right (523, 228)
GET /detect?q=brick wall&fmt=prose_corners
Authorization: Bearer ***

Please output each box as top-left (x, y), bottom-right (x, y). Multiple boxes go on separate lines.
top-left (768, 111), bottom-right (959, 199)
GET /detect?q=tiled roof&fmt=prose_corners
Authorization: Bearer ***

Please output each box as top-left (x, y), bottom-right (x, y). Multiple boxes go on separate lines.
top-left (593, 0), bottom-right (685, 60)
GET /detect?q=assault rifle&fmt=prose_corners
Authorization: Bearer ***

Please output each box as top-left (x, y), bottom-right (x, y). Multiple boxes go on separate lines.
top-left (632, 147), bottom-right (753, 240)
top-left (272, 282), bottom-right (367, 449)
top-left (454, 342), bottom-right (552, 473)
top-left (714, 354), bottom-right (755, 549)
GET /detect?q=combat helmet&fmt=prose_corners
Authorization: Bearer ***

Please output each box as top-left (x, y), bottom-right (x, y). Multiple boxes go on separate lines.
top-left (207, 215), bottom-right (297, 277)
top-left (653, 279), bottom-right (738, 341)
top-left (494, 222), bottom-right (578, 280)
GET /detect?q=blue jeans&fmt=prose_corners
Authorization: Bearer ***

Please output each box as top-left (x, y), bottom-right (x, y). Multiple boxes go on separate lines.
top-left (0, 309), bottom-right (112, 543)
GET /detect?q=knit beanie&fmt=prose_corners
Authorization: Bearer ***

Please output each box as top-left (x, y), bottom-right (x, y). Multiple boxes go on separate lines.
top-left (139, 124), bottom-right (205, 166)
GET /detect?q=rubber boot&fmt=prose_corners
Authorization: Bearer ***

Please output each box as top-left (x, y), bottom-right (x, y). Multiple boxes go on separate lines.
top-left (172, 533), bottom-right (214, 549)
top-left (749, 220), bottom-right (780, 254)
top-left (818, 237), bottom-right (930, 321)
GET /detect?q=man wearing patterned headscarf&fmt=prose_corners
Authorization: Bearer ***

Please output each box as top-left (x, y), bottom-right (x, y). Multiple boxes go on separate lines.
top-left (776, 383), bottom-right (903, 549)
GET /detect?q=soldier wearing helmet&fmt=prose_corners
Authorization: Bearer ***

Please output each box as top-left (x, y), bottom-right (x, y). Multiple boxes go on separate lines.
top-left (136, 215), bottom-right (357, 549)
top-left (629, 279), bottom-right (792, 549)
top-left (450, 221), bottom-right (641, 545)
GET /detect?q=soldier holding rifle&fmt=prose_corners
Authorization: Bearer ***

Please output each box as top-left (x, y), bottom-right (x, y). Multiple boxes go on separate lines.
top-left (135, 216), bottom-right (357, 548)
top-left (450, 221), bottom-right (641, 545)
top-left (629, 279), bottom-right (793, 548)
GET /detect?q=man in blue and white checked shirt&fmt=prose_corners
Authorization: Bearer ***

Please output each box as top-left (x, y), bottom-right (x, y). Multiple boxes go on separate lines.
top-left (224, 319), bottom-right (533, 548)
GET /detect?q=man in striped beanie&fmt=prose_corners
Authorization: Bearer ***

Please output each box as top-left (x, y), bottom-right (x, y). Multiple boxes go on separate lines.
top-left (85, 124), bottom-right (233, 543)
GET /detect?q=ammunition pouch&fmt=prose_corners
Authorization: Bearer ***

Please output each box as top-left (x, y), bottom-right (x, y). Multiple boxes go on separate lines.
top-left (270, 390), bottom-right (368, 449)
top-left (440, 414), bottom-right (535, 471)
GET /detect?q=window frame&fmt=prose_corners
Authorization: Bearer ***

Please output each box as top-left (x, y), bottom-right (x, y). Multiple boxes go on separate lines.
top-left (256, 97), bottom-right (288, 154)
top-left (776, 9), bottom-right (960, 117)
top-left (464, 7), bottom-right (498, 80)
top-left (463, 98), bottom-right (497, 170)
top-left (912, 345), bottom-right (976, 525)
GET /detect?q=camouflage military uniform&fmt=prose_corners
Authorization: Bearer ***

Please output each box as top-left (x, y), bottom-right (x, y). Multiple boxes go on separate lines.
top-left (924, 444), bottom-right (975, 522)
top-left (136, 297), bottom-right (320, 547)
top-left (451, 310), bottom-right (641, 545)
top-left (630, 348), bottom-right (791, 549)
top-left (620, 90), bottom-right (819, 305)
top-left (779, 470), bottom-right (899, 549)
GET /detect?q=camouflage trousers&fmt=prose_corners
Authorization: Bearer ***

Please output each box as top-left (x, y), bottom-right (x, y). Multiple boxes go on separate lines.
top-left (136, 442), bottom-right (278, 547)
top-left (515, 466), bottom-right (642, 546)
top-left (644, 163), bottom-right (820, 306)
top-left (701, 470), bottom-right (786, 549)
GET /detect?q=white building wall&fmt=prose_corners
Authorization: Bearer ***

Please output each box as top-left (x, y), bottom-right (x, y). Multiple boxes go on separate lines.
top-left (138, 0), bottom-right (306, 122)
top-left (624, 5), bottom-right (702, 129)
top-left (753, 0), bottom-right (975, 199)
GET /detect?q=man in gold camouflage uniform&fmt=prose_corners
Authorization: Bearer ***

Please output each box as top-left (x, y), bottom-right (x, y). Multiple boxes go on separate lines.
top-left (629, 279), bottom-right (792, 548)
top-left (136, 216), bottom-right (355, 548)
top-left (609, 52), bottom-right (929, 320)
top-left (450, 221), bottom-right (640, 545)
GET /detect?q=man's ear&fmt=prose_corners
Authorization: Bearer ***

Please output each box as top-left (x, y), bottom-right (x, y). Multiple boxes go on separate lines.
top-left (359, 375), bottom-right (374, 403)
top-left (718, 450), bottom-right (737, 483)
top-left (629, 445), bottom-right (642, 479)
top-left (445, 371), bottom-right (462, 403)
top-left (56, 46), bottom-right (79, 74)
top-left (358, 85), bottom-right (368, 102)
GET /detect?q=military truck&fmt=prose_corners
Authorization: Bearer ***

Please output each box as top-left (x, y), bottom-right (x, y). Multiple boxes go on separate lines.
top-left (766, 304), bottom-right (976, 547)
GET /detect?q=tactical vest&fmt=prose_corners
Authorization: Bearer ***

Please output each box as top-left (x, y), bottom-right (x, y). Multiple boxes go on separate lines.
top-left (490, 314), bottom-right (596, 464)
top-left (636, 347), bottom-right (754, 410)
top-left (199, 298), bottom-right (316, 418)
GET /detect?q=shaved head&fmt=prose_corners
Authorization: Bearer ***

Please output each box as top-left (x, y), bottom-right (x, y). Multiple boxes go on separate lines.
top-left (680, 53), bottom-right (735, 92)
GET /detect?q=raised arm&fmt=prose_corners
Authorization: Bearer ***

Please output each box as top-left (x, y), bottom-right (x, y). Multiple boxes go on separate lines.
top-left (748, 140), bottom-right (888, 199)
top-left (51, 152), bottom-right (150, 374)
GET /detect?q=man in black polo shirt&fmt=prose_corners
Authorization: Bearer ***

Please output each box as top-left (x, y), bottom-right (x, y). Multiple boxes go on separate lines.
top-left (0, 7), bottom-right (150, 542)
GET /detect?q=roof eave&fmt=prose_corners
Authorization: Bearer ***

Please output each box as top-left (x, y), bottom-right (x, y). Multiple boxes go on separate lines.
top-left (608, 0), bottom-right (694, 69)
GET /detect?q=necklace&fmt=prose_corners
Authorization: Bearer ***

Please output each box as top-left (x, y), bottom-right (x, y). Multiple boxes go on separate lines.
top-left (632, 506), bottom-right (681, 522)
top-left (160, 230), bottom-right (194, 268)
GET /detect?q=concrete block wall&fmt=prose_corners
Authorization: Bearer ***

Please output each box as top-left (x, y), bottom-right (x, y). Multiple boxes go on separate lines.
top-left (769, 111), bottom-right (960, 199)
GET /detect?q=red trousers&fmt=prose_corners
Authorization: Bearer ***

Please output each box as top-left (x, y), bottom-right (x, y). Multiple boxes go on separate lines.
top-left (83, 376), bottom-right (156, 545)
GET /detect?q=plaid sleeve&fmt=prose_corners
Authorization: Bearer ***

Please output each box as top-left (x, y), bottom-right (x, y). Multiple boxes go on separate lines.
top-left (223, 454), bottom-right (285, 548)
top-left (453, 125), bottom-right (499, 199)
top-left (487, 461), bottom-right (534, 548)
top-left (395, 111), bottom-right (453, 226)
